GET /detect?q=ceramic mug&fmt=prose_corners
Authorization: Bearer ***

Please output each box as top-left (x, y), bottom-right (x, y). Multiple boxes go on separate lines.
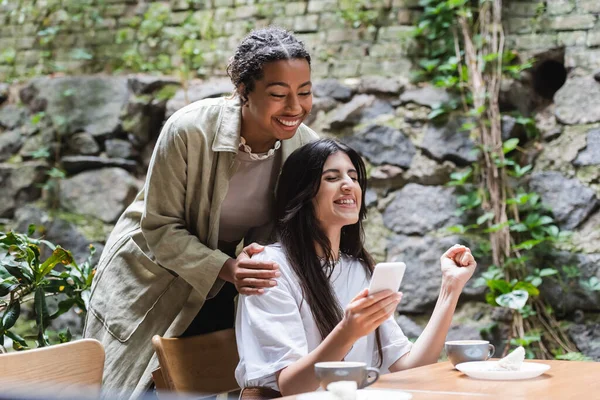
top-left (314, 361), bottom-right (379, 389)
top-left (445, 340), bottom-right (496, 367)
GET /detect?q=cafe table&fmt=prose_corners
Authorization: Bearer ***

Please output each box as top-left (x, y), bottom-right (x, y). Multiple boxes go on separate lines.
top-left (278, 360), bottom-right (600, 399)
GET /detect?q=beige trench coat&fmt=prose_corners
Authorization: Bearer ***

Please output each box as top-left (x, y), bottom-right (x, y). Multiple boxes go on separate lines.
top-left (83, 96), bottom-right (318, 399)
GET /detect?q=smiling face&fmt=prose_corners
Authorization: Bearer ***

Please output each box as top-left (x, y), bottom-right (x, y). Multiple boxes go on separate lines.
top-left (312, 151), bottom-right (363, 231)
top-left (241, 58), bottom-right (312, 151)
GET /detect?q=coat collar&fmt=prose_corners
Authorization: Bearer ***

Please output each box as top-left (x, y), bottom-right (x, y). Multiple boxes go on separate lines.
top-left (211, 96), bottom-right (313, 157)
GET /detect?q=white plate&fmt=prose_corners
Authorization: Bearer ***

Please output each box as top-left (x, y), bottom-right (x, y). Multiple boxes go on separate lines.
top-left (297, 388), bottom-right (412, 400)
top-left (456, 361), bottom-right (551, 380)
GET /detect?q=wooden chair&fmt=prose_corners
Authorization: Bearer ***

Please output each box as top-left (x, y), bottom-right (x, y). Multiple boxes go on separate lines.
top-left (0, 338), bottom-right (105, 398)
top-left (152, 329), bottom-right (240, 399)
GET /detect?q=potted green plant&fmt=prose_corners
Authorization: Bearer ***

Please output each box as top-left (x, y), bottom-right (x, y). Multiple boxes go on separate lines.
top-left (0, 225), bottom-right (95, 352)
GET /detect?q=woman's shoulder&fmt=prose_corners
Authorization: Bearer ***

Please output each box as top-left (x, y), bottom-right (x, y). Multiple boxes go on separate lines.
top-left (250, 244), bottom-right (296, 277)
top-left (163, 96), bottom-right (239, 139)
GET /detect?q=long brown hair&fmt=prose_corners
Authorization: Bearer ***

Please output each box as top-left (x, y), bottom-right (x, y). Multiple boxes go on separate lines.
top-left (275, 139), bottom-right (384, 366)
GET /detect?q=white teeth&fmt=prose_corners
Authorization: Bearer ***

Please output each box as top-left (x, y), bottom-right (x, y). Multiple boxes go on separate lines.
top-left (336, 199), bottom-right (355, 204)
top-left (276, 118), bottom-right (301, 127)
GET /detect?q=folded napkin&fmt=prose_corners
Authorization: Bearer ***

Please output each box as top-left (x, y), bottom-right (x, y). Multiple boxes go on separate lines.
top-left (497, 346), bottom-right (525, 371)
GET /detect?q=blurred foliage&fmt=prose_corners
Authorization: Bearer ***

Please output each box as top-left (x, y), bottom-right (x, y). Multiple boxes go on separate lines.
top-left (0, 227), bottom-right (95, 352)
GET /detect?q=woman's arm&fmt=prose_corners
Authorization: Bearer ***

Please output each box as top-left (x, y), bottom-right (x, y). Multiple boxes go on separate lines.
top-left (141, 116), bottom-right (277, 299)
top-left (390, 245), bottom-right (476, 371)
top-left (277, 289), bottom-right (401, 396)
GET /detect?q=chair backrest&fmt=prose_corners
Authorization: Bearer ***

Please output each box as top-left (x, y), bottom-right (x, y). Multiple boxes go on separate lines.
top-left (0, 338), bottom-right (105, 398)
top-left (152, 329), bottom-right (239, 397)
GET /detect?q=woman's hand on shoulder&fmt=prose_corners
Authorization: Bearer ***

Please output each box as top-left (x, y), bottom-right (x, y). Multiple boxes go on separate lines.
top-left (338, 288), bottom-right (402, 342)
top-left (221, 243), bottom-right (281, 295)
top-left (440, 244), bottom-right (477, 291)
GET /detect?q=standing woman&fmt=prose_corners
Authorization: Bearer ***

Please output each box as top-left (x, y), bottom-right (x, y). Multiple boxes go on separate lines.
top-left (84, 26), bottom-right (318, 399)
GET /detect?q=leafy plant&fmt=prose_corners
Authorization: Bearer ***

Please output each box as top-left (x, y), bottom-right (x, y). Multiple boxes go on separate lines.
top-left (0, 227), bottom-right (95, 352)
top-left (415, 0), bottom-right (579, 358)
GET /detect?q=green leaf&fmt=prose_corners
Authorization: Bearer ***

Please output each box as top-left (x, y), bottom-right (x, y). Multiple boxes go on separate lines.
top-left (555, 352), bottom-right (593, 361)
top-left (0, 279), bottom-right (18, 296)
top-left (2, 301), bottom-right (20, 330)
top-left (5, 330), bottom-right (28, 350)
top-left (477, 212), bottom-right (495, 225)
top-left (513, 239), bottom-right (544, 250)
top-left (539, 268), bottom-right (558, 277)
top-left (50, 298), bottom-right (78, 320)
top-left (38, 247), bottom-right (74, 280)
top-left (487, 279), bottom-right (512, 294)
top-left (427, 107), bottom-right (447, 120)
top-left (502, 138), bottom-right (520, 154)
top-left (34, 287), bottom-right (50, 347)
top-left (4, 264), bottom-right (33, 284)
top-left (485, 291), bottom-right (498, 306)
top-left (513, 281), bottom-right (540, 297)
top-left (496, 290), bottom-right (529, 310)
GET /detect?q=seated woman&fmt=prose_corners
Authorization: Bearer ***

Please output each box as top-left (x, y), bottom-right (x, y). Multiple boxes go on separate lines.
top-left (235, 139), bottom-right (477, 396)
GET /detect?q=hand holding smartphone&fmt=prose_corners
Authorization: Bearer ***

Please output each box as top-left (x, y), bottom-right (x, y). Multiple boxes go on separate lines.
top-left (368, 262), bottom-right (406, 295)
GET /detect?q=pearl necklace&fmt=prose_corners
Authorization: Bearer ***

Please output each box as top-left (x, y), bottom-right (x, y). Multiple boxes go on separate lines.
top-left (239, 136), bottom-right (281, 161)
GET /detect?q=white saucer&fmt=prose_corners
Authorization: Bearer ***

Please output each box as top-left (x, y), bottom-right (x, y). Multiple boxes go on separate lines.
top-left (455, 361), bottom-right (551, 380)
top-left (297, 388), bottom-right (412, 400)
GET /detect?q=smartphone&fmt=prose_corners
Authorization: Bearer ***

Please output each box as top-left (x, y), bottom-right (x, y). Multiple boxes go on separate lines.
top-left (368, 262), bottom-right (406, 294)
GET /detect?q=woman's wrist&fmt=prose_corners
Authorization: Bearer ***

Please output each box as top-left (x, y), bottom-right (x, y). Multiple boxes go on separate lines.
top-left (218, 258), bottom-right (236, 283)
top-left (439, 278), bottom-right (463, 301)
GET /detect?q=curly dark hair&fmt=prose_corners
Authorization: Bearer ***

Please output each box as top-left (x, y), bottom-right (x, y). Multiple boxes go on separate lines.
top-left (227, 26), bottom-right (312, 104)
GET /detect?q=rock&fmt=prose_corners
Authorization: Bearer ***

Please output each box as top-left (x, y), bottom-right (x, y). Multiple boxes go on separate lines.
top-left (568, 322), bottom-right (600, 361)
top-left (166, 78), bottom-right (234, 118)
top-left (365, 189), bottom-right (378, 208)
top-left (445, 324), bottom-right (484, 342)
top-left (19, 76), bottom-right (130, 138)
top-left (67, 132), bottom-right (100, 156)
top-left (396, 315), bottom-right (423, 339)
top-left (538, 251), bottom-right (600, 314)
top-left (59, 168), bottom-right (141, 223)
top-left (313, 79), bottom-right (353, 102)
top-left (369, 165), bottom-right (405, 190)
top-left (570, 210), bottom-right (600, 253)
top-left (359, 99), bottom-right (395, 122)
top-left (404, 151), bottom-right (454, 186)
top-left (0, 161), bottom-right (47, 218)
top-left (421, 117), bottom-right (478, 166)
top-left (387, 234), bottom-right (485, 312)
top-left (122, 94), bottom-right (167, 147)
top-left (105, 139), bottom-right (137, 159)
top-left (127, 74), bottom-right (180, 95)
top-left (528, 171), bottom-right (598, 229)
top-left (573, 128), bottom-right (600, 166)
top-left (399, 86), bottom-right (450, 108)
top-left (13, 204), bottom-right (105, 268)
top-left (0, 104), bottom-right (28, 130)
top-left (325, 94), bottom-right (375, 130)
top-left (554, 76), bottom-right (600, 125)
top-left (535, 104), bottom-right (562, 141)
top-left (342, 125), bottom-right (415, 168)
top-left (0, 83), bottom-right (9, 105)
top-left (363, 208), bottom-right (390, 264)
top-left (304, 96), bottom-right (338, 126)
top-left (383, 184), bottom-right (461, 235)
top-left (0, 129), bottom-right (26, 162)
top-left (358, 76), bottom-right (406, 95)
top-left (20, 125), bottom-right (56, 160)
top-left (533, 125), bottom-right (588, 171)
top-left (61, 155), bottom-right (137, 175)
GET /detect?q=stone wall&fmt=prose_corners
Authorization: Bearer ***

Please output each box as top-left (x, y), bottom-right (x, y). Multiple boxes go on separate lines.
top-left (1, 71), bottom-right (599, 358)
top-left (0, 0), bottom-right (419, 81)
top-left (505, 0), bottom-right (600, 72)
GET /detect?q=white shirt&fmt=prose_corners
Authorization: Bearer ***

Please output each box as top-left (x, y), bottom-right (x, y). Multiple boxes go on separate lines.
top-left (235, 244), bottom-right (413, 391)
